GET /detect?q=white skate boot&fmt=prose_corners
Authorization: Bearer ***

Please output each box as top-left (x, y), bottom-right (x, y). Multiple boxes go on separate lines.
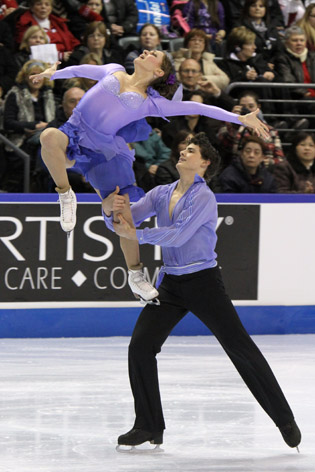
top-left (57, 187), bottom-right (77, 236)
top-left (128, 269), bottom-right (160, 305)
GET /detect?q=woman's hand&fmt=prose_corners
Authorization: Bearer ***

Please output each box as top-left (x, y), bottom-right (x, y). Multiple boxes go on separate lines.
top-left (102, 186), bottom-right (126, 216)
top-left (238, 108), bottom-right (269, 139)
top-left (29, 61), bottom-right (61, 83)
top-left (113, 214), bottom-right (137, 240)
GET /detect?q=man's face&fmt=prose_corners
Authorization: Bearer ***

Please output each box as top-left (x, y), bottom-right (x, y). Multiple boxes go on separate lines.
top-left (240, 142), bottom-right (264, 173)
top-left (177, 143), bottom-right (209, 176)
top-left (179, 60), bottom-right (202, 90)
top-left (63, 88), bottom-right (85, 118)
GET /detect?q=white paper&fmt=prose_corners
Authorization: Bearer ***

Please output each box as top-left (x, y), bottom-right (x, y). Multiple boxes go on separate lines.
top-left (30, 44), bottom-right (58, 64)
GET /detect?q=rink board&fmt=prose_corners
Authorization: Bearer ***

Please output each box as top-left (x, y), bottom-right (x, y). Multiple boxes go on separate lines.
top-left (1, 194), bottom-right (315, 338)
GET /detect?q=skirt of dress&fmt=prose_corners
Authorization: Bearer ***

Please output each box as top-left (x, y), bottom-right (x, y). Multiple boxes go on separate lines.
top-left (59, 121), bottom-right (145, 201)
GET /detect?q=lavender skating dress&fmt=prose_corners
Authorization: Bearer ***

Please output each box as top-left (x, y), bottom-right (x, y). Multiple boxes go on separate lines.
top-left (51, 63), bottom-right (241, 199)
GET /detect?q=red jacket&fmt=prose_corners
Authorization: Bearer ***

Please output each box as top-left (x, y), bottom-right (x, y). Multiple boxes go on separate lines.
top-left (15, 10), bottom-right (80, 55)
top-left (0, 0), bottom-right (18, 20)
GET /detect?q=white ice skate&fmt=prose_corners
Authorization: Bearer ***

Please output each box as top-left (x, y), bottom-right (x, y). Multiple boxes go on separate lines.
top-left (128, 269), bottom-right (160, 305)
top-left (58, 187), bottom-right (77, 237)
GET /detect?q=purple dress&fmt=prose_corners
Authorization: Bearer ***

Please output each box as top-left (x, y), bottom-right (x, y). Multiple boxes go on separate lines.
top-left (51, 63), bottom-right (240, 199)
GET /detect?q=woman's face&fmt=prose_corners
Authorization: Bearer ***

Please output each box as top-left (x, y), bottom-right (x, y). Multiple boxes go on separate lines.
top-left (135, 49), bottom-right (164, 73)
top-left (239, 42), bottom-right (256, 59)
top-left (296, 136), bottom-right (315, 164)
top-left (31, 0), bottom-right (52, 20)
top-left (286, 34), bottom-right (306, 54)
top-left (188, 35), bottom-right (206, 54)
top-left (249, 0), bottom-right (266, 21)
top-left (28, 30), bottom-right (47, 47)
top-left (87, 29), bottom-right (106, 50)
top-left (87, 0), bottom-right (102, 14)
top-left (308, 7), bottom-right (315, 28)
top-left (239, 95), bottom-right (259, 112)
top-left (140, 26), bottom-right (160, 50)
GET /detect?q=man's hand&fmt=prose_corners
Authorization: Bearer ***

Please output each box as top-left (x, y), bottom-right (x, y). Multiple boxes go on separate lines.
top-left (111, 24), bottom-right (124, 36)
top-left (113, 214), bottom-right (137, 240)
top-left (198, 78), bottom-right (220, 96)
top-left (238, 108), bottom-right (269, 139)
top-left (102, 186), bottom-right (126, 216)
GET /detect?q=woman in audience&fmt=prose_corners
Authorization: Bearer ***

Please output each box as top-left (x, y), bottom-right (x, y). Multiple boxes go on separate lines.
top-left (155, 129), bottom-right (194, 185)
top-left (124, 23), bottom-right (172, 74)
top-left (296, 3), bottom-right (315, 52)
top-left (67, 21), bottom-right (124, 67)
top-left (273, 132), bottom-right (315, 192)
top-left (172, 28), bottom-right (229, 89)
top-left (15, 0), bottom-right (80, 62)
top-left (183, 0), bottom-right (226, 53)
top-left (238, 0), bottom-right (283, 64)
top-left (3, 59), bottom-right (56, 191)
top-left (14, 25), bottom-right (49, 70)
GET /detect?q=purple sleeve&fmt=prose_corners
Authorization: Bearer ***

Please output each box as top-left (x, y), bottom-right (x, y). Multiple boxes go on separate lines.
top-left (136, 189), bottom-right (216, 247)
top-left (51, 63), bottom-right (124, 81)
top-left (152, 96), bottom-right (242, 125)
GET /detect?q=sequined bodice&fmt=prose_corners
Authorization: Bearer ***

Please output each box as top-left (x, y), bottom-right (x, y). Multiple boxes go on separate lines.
top-left (102, 74), bottom-right (146, 109)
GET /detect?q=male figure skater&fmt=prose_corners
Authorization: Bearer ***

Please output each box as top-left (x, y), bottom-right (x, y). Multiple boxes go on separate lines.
top-left (103, 132), bottom-right (301, 450)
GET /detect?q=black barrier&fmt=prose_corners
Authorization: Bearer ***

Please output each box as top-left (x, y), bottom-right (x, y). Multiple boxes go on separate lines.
top-left (0, 199), bottom-right (260, 303)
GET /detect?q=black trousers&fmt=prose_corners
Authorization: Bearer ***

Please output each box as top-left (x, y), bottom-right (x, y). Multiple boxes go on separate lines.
top-left (128, 267), bottom-right (294, 433)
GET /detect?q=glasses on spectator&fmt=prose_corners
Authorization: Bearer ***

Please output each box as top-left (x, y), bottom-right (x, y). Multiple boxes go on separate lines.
top-left (181, 69), bottom-right (201, 74)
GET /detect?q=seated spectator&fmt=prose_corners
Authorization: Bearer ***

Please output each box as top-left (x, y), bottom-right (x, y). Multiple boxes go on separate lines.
top-left (0, 9), bottom-right (15, 50)
top-left (15, 0), bottom-right (80, 62)
top-left (218, 135), bottom-right (278, 192)
top-left (67, 21), bottom-right (124, 67)
top-left (183, 0), bottom-right (226, 54)
top-left (217, 90), bottom-right (285, 169)
top-left (162, 89), bottom-right (222, 147)
top-left (297, 3), bottom-right (315, 52)
top-left (3, 59), bottom-right (56, 192)
top-left (63, 52), bottom-right (103, 92)
top-left (34, 85), bottom-right (94, 192)
top-left (172, 28), bottom-right (229, 89)
top-left (220, 0), bottom-right (284, 33)
top-left (273, 131), bottom-right (315, 192)
top-left (125, 23), bottom-right (172, 75)
top-left (67, 0), bottom-right (105, 40)
top-left (14, 25), bottom-right (49, 70)
top-left (155, 129), bottom-right (194, 185)
top-left (132, 129), bottom-right (171, 192)
top-left (102, 0), bottom-right (138, 39)
top-left (275, 25), bottom-right (315, 128)
top-left (238, 0), bottom-right (284, 65)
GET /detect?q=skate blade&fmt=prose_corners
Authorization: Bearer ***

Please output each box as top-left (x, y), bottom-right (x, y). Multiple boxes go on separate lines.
top-left (116, 444), bottom-right (163, 454)
top-left (133, 293), bottom-right (160, 306)
top-left (296, 446), bottom-right (300, 453)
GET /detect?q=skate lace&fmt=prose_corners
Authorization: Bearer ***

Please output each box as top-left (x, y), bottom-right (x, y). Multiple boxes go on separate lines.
top-left (59, 192), bottom-right (74, 223)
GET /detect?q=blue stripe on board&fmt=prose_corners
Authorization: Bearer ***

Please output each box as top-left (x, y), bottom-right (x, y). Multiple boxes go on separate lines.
top-left (0, 306), bottom-right (315, 338)
top-left (1, 194), bottom-right (315, 204)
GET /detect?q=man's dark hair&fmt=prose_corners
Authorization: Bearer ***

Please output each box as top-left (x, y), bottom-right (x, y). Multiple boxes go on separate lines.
top-left (240, 135), bottom-right (266, 153)
top-left (187, 132), bottom-right (221, 181)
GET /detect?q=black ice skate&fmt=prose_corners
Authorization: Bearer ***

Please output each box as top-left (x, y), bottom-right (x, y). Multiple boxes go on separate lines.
top-left (279, 419), bottom-right (301, 452)
top-left (128, 269), bottom-right (160, 305)
top-left (116, 428), bottom-right (163, 453)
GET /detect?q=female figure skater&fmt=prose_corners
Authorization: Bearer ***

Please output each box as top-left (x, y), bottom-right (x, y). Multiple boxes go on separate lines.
top-left (30, 50), bottom-right (268, 302)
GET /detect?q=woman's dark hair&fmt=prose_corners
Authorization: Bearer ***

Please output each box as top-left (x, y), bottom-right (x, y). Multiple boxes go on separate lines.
top-left (150, 52), bottom-right (179, 99)
top-left (183, 28), bottom-right (209, 51)
top-left (139, 23), bottom-right (162, 39)
top-left (170, 130), bottom-right (195, 165)
top-left (241, 0), bottom-right (269, 23)
top-left (187, 132), bottom-right (221, 181)
top-left (82, 21), bottom-right (110, 48)
top-left (288, 132), bottom-right (315, 160)
top-left (192, 0), bottom-right (220, 29)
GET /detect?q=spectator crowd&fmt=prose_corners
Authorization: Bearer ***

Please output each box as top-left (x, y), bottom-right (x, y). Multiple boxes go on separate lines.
top-left (1, 0), bottom-right (315, 194)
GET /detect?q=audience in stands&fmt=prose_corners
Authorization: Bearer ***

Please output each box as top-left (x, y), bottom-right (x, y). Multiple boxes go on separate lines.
top-left (273, 131), bottom-right (315, 192)
top-left (14, 25), bottom-right (49, 70)
top-left (297, 3), bottom-right (315, 51)
top-left (218, 135), bottom-right (278, 192)
top-left (101, 0), bottom-right (138, 39)
top-left (172, 28), bottom-right (229, 89)
top-left (220, 0), bottom-right (284, 32)
top-left (67, 21), bottom-right (124, 67)
top-left (15, 0), bottom-right (80, 62)
top-left (67, 0), bottom-right (105, 40)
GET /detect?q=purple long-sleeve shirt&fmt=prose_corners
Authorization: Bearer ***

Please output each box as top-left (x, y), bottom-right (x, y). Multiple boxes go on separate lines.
top-left (104, 174), bottom-right (218, 286)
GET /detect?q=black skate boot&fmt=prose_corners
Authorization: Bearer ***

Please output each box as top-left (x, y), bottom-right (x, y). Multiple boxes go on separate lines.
top-left (116, 428), bottom-right (163, 453)
top-left (279, 419), bottom-right (301, 451)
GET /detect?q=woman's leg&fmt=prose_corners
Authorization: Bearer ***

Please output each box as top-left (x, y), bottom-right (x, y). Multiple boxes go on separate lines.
top-left (40, 128), bottom-right (77, 233)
